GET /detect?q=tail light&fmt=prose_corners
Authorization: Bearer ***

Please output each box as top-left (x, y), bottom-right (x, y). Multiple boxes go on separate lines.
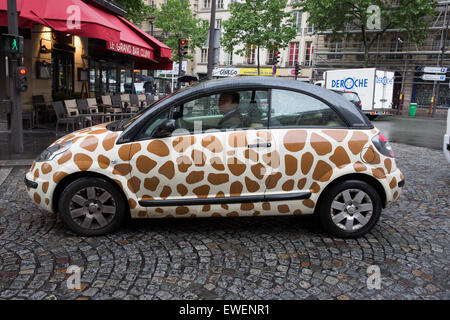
top-left (372, 132), bottom-right (394, 158)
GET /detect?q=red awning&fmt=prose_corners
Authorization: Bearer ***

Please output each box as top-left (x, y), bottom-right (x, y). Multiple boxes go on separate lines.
top-left (0, 0), bottom-right (121, 42)
top-left (0, 0), bottom-right (172, 69)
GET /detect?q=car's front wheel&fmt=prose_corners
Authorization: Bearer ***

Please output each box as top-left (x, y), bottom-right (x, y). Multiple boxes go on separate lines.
top-left (317, 180), bottom-right (382, 238)
top-left (58, 177), bottom-right (127, 236)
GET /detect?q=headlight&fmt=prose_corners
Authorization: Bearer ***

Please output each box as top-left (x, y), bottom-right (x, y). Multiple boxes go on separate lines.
top-left (36, 140), bottom-right (73, 162)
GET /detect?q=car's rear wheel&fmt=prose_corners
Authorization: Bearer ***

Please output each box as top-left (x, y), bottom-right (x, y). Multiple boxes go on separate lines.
top-left (317, 180), bottom-right (382, 238)
top-left (58, 177), bottom-right (126, 236)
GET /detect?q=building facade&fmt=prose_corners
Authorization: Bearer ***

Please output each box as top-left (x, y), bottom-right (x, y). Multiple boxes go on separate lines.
top-left (312, 1), bottom-right (450, 111)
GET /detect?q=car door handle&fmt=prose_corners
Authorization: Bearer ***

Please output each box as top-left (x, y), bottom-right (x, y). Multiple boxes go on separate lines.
top-left (247, 142), bottom-right (272, 148)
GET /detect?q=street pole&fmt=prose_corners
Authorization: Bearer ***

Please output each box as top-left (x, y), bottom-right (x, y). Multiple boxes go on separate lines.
top-left (431, 3), bottom-right (449, 117)
top-left (206, 0), bottom-right (216, 80)
top-left (177, 47), bottom-right (183, 90)
top-left (7, 0), bottom-right (23, 153)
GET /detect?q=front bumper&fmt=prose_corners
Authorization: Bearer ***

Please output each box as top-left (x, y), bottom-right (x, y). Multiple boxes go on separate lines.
top-left (24, 176), bottom-right (38, 189)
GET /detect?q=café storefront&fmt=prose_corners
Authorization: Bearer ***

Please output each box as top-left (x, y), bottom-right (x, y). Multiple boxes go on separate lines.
top-left (0, 0), bottom-right (172, 120)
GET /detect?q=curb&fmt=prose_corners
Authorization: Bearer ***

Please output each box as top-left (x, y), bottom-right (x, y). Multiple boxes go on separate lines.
top-left (0, 159), bottom-right (34, 167)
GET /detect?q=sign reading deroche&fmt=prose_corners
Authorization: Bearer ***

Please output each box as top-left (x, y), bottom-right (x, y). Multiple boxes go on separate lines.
top-left (107, 41), bottom-right (153, 60)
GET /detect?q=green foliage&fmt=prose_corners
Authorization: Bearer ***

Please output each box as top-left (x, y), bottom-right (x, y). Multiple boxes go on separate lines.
top-left (153, 0), bottom-right (209, 61)
top-left (295, 0), bottom-right (437, 66)
top-left (222, 0), bottom-right (297, 68)
top-left (115, 0), bottom-right (153, 24)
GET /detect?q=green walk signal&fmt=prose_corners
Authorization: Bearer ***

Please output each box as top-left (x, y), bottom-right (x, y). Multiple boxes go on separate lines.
top-left (11, 38), bottom-right (18, 51)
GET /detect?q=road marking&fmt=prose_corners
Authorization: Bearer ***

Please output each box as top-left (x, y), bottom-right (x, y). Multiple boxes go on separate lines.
top-left (0, 167), bottom-right (12, 187)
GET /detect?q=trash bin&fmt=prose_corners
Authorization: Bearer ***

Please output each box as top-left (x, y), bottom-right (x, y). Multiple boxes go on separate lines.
top-left (409, 103), bottom-right (417, 117)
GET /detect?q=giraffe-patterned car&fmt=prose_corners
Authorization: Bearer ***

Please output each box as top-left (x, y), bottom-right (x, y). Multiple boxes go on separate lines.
top-left (25, 77), bottom-right (405, 238)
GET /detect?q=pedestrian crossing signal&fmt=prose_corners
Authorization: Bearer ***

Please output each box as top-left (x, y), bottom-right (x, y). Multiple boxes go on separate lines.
top-left (2, 34), bottom-right (23, 55)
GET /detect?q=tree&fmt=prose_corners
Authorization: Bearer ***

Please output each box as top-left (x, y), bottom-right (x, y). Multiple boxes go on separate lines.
top-left (153, 0), bottom-right (209, 62)
top-left (115, 0), bottom-right (152, 24)
top-left (222, 0), bottom-right (297, 75)
top-left (296, 0), bottom-right (437, 67)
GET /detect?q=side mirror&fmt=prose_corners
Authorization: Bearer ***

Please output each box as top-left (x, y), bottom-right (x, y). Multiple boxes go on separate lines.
top-left (152, 119), bottom-right (176, 138)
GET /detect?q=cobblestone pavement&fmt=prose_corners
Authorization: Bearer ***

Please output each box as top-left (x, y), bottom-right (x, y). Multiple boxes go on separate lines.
top-left (0, 143), bottom-right (448, 300)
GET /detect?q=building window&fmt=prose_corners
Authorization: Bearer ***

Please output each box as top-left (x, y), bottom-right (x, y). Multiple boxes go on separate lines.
top-left (247, 45), bottom-right (256, 64)
top-left (388, 38), bottom-right (403, 60)
top-left (327, 41), bottom-right (342, 60)
top-left (203, 0), bottom-right (211, 9)
top-left (226, 52), bottom-right (233, 65)
top-left (201, 48), bottom-right (208, 63)
top-left (292, 11), bottom-right (302, 34)
top-left (289, 42), bottom-right (299, 66)
top-left (217, 0), bottom-right (224, 9)
top-left (307, 23), bottom-right (315, 34)
top-left (305, 41), bottom-right (312, 66)
top-left (216, 19), bottom-right (222, 30)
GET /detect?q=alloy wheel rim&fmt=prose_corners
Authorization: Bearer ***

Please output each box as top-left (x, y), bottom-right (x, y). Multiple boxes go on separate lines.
top-left (69, 186), bottom-right (116, 230)
top-left (330, 188), bottom-right (373, 232)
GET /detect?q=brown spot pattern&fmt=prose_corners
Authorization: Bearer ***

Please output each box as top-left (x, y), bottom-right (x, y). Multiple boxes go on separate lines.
top-left (113, 164), bottom-right (132, 176)
top-left (193, 185), bottom-right (210, 198)
top-left (227, 157), bottom-right (246, 176)
top-left (310, 133), bottom-right (332, 156)
top-left (98, 155), bottom-right (110, 169)
top-left (144, 177), bottom-right (159, 191)
top-left (173, 136), bottom-right (195, 152)
top-left (282, 179), bottom-right (294, 191)
top-left (278, 205), bottom-right (290, 213)
top-left (372, 168), bottom-right (386, 179)
top-left (348, 131), bottom-right (368, 155)
top-left (136, 155), bottom-right (157, 174)
top-left (74, 154), bottom-right (93, 171)
top-left (228, 132), bottom-right (247, 148)
top-left (177, 184), bottom-right (188, 196)
top-left (329, 146), bottom-right (351, 168)
top-left (283, 130), bottom-right (307, 152)
top-left (245, 177), bottom-right (260, 193)
top-left (58, 150), bottom-right (72, 165)
top-left (102, 132), bottom-right (118, 151)
top-left (322, 130), bottom-right (348, 142)
top-left (230, 182), bottom-right (243, 197)
top-left (41, 163), bottom-right (52, 175)
top-left (312, 160), bottom-right (333, 182)
top-left (208, 173), bottom-right (229, 185)
top-left (158, 161), bottom-right (175, 179)
top-left (186, 171), bottom-right (205, 184)
top-left (211, 157), bottom-right (225, 171)
top-left (284, 155), bottom-right (298, 176)
top-left (265, 172), bottom-right (282, 189)
top-left (301, 152), bottom-right (314, 175)
top-left (176, 156), bottom-right (192, 173)
top-left (80, 136), bottom-right (99, 152)
top-left (262, 151), bottom-right (280, 168)
top-left (148, 140), bottom-right (169, 157)
top-left (53, 171), bottom-right (68, 183)
top-left (160, 186), bottom-right (172, 199)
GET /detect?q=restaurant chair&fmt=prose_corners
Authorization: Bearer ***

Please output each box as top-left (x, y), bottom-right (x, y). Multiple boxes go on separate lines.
top-left (102, 95), bottom-right (121, 120)
top-left (87, 98), bottom-right (106, 123)
top-left (127, 94), bottom-right (140, 113)
top-left (138, 94), bottom-right (148, 109)
top-left (32, 95), bottom-right (50, 124)
top-left (76, 99), bottom-right (92, 128)
top-left (54, 101), bottom-right (78, 136)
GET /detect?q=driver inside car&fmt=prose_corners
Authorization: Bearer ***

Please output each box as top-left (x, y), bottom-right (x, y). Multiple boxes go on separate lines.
top-left (218, 92), bottom-right (244, 129)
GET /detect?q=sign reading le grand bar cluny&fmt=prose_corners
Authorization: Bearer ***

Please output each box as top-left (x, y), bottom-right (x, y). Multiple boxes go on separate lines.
top-left (107, 41), bottom-right (153, 60)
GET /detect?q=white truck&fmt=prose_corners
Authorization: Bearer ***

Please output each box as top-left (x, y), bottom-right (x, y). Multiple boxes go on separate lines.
top-left (317, 68), bottom-right (395, 119)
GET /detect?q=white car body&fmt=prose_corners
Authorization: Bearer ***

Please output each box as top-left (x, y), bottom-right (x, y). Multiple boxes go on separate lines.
top-left (444, 109), bottom-right (450, 163)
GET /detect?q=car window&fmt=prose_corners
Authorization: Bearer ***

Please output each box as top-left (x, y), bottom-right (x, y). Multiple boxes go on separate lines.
top-left (135, 108), bottom-right (170, 140)
top-left (342, 92), bottom-right (360, 103)
top-left (271, 89), bottom-right (346, 128)
top-left (173, 90), bottom-right (269, 134)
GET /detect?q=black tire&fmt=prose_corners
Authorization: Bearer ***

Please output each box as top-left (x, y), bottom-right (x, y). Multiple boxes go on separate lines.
top-left (317, 180), bottom-right (382, 238)
top-left (58, 177), bottom-right (127, 236)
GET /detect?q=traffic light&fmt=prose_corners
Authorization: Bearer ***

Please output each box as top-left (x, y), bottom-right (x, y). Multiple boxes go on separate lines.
top-left (273, 51), bottom-right (280, 65)
top-left (294, 62), bottom-right (301, 79)
top-left (16, 67), bottom-right (28, 92)
top-left (2, 34), bottom-right (23, 55)
top-left (178, 39), bottom-right (189, 57)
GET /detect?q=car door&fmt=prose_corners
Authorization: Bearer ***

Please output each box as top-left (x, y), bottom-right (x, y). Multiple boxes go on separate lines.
top-left (263, 89), bottom-right (348, 215)
top-left (127, 89), bottom-right (274, 218)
